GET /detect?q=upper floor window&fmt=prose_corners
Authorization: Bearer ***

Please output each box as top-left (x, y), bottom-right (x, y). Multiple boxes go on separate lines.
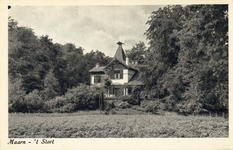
top-left (109, 70), bottom-right (123, 79)
top-left (114, 70), bottom-right (121, 79)
top-left (94, 76), bottom-right (101, 83)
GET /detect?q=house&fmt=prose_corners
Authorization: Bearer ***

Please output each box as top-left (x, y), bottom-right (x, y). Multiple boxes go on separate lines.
top-left (89, 41), bottom-right (144, 97)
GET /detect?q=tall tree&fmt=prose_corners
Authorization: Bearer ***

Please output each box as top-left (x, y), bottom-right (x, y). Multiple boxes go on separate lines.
top-left (42, 70), bottom-right (59, 101)
top-left (125, 41), bottom-right (147, 65)
top-left (142, 5), bottom-right (228, 114)
top-left (171, 5), bottom-right (228, 113)
top-left (140, 5), bottom-right (184, 95)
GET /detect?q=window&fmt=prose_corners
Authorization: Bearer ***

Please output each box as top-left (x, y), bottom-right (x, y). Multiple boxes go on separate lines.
top-left (109, 70), bottom-right (123, 79)
top-left (113, 88), bottom-right (120, 97)
top-left (128, 87), bottom-right (132, 95)
top-left (94, 76), bottom-right (101, 83)
top-left (111, 70), bottom-right (123, 79)
top-left (114, 70), bottom-right (121, 79)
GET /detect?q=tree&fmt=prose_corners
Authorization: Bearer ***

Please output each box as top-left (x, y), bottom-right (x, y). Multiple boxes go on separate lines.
top-left (125, 41), bottom-right (147, 65)
top-left (172, 5), bottom-right (228, 113)
top-left (8, 78), bottom-right (26, 112)
top-left (141, 5), bottom-right (228, 114)
top-left (62, 43), bottom-right (86, 88)
top-left (140, 5), bottom-right (184, 94)
top-left (42, 70), bottom-right (59, 101)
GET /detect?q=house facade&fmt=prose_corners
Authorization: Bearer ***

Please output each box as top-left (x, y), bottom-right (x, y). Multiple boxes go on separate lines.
top-left (89, 42), bottom-right (143, 97)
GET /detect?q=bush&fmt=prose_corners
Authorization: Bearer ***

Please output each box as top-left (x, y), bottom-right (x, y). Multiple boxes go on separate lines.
top-left (43, 96), bottom-right (67, 112)
top-left (136, 100), bottom-right (160, 114)
top-left (146, 105), bottom-right (158, 114)
top-left (118, 102), bottom-right (131, 109)
top-left (131, 105), bottom-right (147, 112)
top-left (110, 109), bottom-right (117, 115)
top-left (24, 90), bottom-right (44, 113)
top-left (59, 103), bottom-right (76, 113)
top-left (120, 95), bottom-right (138, 105)
top-left (66, 85), bottom-right (100, 110)
top-left (8, 80), bottom-right (28, 113)
top-left (102, 101), bottom-right (116, 115)
top-left (43, 85), bottom-right (102, 113)
top-left (9, 98), bottom-right (27, 113)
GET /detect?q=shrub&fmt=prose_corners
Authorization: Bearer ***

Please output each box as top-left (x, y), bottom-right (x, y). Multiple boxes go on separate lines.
top-left (66, 85), bottom-right (100, 110)
top-left (118, 102), bottom-right (131, 109)
top-left (43, 85), bottom-right (102, 113)
top-left (24, 90), bottom-right (44, 113)
top-left (138, 100), bottom-right (160, 114)
top-left (146, 105), bottom-right (158, 114)
top-left (8, 79), bottom-right (28, 113)
top-left (43, 96), bottom-right (67, 112)
top-left (120, 95), bottom-right (138, 105)
top-left (110, 109), bottom-right (117, 115)
top-left (59, 103), bottom-right (76, 113)
top-left (103, 105), bottom-right (111, 115)
top-left (102, 101), bottom-right (116, 115)
top-left (9, 98), bottom-right (27, 113)
top-left (131, 105), bottom-right (146, 112)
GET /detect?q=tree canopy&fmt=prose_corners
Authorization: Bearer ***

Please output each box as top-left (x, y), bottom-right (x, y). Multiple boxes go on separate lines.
top-left (138, 5), bottom-right (228, 114)
top-left (8, 17), bottom-right (111, 112)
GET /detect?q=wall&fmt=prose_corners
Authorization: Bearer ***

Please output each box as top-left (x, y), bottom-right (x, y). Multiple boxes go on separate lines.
top-left (107, 61), bottom-right (136, 85)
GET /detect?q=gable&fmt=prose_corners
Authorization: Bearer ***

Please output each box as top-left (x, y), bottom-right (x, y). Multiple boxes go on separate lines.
top-left (105, 58), bottom-right (137, 72)
top-left (105, 59), bottom-right (127, 72)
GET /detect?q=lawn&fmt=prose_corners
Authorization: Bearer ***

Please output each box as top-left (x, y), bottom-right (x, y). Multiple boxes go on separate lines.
top-left (9, 111), bottom-right (228, 138)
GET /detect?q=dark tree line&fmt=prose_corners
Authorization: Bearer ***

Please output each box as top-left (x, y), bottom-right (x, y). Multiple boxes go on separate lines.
top-left (8, 17), bottom-right (111, 112)
top-left (126, 5), bottom-right (228, 115)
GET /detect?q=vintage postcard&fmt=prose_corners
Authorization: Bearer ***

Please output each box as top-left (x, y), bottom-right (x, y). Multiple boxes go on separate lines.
top-left (0, 0), bottom-right (232, 150)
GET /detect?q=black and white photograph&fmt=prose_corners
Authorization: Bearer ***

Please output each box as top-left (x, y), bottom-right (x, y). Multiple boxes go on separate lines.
top-left (1, 1), bottom-right (232, 150)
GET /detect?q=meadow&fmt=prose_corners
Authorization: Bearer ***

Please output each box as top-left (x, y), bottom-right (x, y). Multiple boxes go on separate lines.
top-left (9, 111), bottom-right (228, 138)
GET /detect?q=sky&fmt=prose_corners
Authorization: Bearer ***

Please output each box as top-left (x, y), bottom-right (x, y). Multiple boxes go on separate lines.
top-left (8, 5), bottom-right (163, 57)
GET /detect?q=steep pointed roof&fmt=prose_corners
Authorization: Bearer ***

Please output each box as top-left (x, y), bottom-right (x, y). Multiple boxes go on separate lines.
top-left (89, 41), bottom-right (138, 73)
top-left (105, 41), bottom-right (137, 71)
top-left (114, 41), bottom-right (126, 61)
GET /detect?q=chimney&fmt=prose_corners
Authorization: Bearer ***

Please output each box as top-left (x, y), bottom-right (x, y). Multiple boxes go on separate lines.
top-left (117, 41), bottom-right (123, 47)
top-left (96, 63), bottom-right (99, 68)
top-left (126, 57), bottom-right (129, 66)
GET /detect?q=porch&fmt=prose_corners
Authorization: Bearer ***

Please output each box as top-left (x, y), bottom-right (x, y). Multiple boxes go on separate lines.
top-left (105, 85), bottom-right (132, 98)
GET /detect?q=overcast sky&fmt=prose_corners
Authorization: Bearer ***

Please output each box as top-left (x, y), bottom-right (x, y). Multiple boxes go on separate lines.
top-left (9, 6), bottom-right (163, 57)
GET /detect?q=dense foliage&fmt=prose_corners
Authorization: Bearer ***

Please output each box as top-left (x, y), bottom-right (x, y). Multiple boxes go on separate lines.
top-left (8, 17), bottom-right (111, 112)
top-left (43, 85), bottom-right (102, 113)
top-left (126, 5), bottom-right (228, 115)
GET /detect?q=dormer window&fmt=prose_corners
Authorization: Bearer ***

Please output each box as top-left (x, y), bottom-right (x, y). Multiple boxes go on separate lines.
top-left (109, 70), bottom-right (123, 79)
top-left (114, 70), bottom-right (120, 79)
top-left (114, 70), bottom-right (123, 79)
top-left (94, 76), bottom-right (101, 83)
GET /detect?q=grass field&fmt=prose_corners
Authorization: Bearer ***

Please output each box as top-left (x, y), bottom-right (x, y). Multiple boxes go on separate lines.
top-left (9, 111), bottom-right (228, 138)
